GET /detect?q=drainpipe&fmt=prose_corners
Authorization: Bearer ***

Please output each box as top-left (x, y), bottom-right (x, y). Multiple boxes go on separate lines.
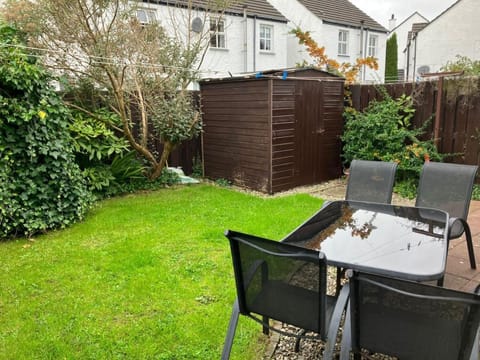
top-left (253, 15), bottom-right (257, 72)
top-left (363, 28), bottom-right (368, 81)
top-left (359, 20), bottom-right (364, 81)
top-left (413, 33), bottom-right (418, 83)
top-left (243, 6), bottom-right (248, 72)
top-left (406, 44), bottom-right (410, 81)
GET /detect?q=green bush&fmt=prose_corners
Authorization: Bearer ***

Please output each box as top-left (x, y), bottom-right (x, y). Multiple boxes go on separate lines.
top-left (0, 25), bottom-right (93, 238)
top-left (342, 93), bottom-right (443, 180)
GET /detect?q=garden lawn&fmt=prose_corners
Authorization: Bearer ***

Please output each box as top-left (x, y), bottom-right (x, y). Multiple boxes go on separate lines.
top-left (0, 184), bottom-right (323, 359)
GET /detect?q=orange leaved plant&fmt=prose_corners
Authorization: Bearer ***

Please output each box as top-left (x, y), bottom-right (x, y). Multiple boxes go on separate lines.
top-left (292, 28), bottom-right (379, 84)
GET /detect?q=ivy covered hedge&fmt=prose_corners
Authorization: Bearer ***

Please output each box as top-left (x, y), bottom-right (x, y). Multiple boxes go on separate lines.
top-left (0, 25), bottom-right (93, 238)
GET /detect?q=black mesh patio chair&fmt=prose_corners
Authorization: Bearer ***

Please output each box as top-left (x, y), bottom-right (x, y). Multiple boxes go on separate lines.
top-left (345, 160), bottom-right (398, 204)
top-left (221, 230), bottom-right (349, 360)
top-left (334, 160), bottom-right (398, 292)
top-left (416, 162), bottom-right (478, 272)
top-left (339, 270), bottom-right (480, 360)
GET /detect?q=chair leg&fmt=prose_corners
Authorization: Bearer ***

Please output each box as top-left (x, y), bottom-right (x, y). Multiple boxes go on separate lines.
top-left (324, 284), bottom-right (350, 360)
top-left (463, 221), bottom-right (477, 269)
top-left (294, 329), bottom-right (306, 352)
top-left (262, 315), bottom-right (269, 335)
top-left (339, 302), bottom-right (352, 360)
top-left (221, 299), bottom-right (240, 360)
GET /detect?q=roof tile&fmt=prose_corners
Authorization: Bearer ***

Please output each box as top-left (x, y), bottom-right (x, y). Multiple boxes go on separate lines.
top-left (153, 0), bottom-right (287, 22)
top-left (298, 0), bottom-right (387, 32)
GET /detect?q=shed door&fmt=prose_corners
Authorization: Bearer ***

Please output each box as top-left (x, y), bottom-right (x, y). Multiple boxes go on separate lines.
top-left (293, 80), bottom-right (343, 186)
top-left (294, 81), bottom-right (324, 186)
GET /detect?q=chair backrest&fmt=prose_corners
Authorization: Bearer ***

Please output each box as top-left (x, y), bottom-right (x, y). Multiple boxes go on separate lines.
top-left (225, 230), bottom-right (328, 337)
top-left (416, 162), bottom-right (478, 220)
top-left (345, 160), bottom-right (398, 204)
top-left (347, 271), bottom-right (480, 360)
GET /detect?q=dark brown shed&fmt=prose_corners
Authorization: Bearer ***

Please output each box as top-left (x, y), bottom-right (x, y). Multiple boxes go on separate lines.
top-left (199, 68), bottom-right (345, 194)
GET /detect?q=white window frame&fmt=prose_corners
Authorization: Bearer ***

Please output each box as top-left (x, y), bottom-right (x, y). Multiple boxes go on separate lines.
top-left (209, 18), bottom-right (226, 49)
top-left (259, 24), bottom-right (273, 52)
top-left (338, 30), bottom-right (349, 56)
top-left (137, 8), bottom-right (157, 25)
top-left (368, 35), bottom-right (378, 57)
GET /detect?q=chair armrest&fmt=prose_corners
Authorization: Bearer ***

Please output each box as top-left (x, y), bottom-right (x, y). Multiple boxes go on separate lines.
top-left (322, 283), bottom-right (350, 359)
top-left (448, 216), bottom-right (469, 237)
top-left (321, 200), bottom-right (332, 209)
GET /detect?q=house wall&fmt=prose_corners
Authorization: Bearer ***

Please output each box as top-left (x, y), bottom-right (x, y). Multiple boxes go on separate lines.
top-left (388, 13), bottom-right (429, 80)
top-left (150, 3), bottom-right (288, 82)
top-left (408, 0), bottom-right (480, 81)
top-left (264, 0), bottom-right (324, 66)
top-left (322, 24), bottom-right (387, 83)
top-left (266, 0), bottom-right (386, 83)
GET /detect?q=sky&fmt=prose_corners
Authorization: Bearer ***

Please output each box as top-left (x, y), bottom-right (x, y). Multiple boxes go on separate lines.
top-left (349, 0), bottom-right (458, 29)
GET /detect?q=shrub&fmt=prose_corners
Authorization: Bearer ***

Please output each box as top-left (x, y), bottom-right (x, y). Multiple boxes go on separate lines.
top-left (0, 25), bottom-right (93, 238)
top-left (341, 92), bottom-right (443, 180)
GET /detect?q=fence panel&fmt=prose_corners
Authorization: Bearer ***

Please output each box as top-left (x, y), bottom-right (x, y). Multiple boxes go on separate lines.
top-left (350, 79), bottom-right (480, 175)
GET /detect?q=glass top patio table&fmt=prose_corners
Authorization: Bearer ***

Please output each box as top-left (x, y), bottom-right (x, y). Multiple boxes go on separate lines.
top-left (282, 200), bottom-right (449, 281)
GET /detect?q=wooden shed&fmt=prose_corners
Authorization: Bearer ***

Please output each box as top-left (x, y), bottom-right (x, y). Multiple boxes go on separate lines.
top-left (199, 68), bottom-right (345, 194)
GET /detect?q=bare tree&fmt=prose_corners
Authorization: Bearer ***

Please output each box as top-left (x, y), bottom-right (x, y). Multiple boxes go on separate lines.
top-left (2, 0), bottom-right (235, 179)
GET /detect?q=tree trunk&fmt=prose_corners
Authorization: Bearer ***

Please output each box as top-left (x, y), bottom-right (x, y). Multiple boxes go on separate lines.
top-left (149, 140), bottom-right (175, 180)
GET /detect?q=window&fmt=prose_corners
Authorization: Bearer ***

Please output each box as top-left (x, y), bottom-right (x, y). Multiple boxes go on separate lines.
top-left (259, 24), bottom-right (273, 51)
top-left (210, 19), bottom-right (226, 49)
top-left (338, 30), bottom-right (349, 56)
top-left (137, 8), bottom-right (157, 25)
top-left (368, 35), bottom-right (378, 57)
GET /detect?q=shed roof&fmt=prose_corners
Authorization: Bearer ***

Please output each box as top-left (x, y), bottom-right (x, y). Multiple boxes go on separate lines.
top-left (297, 0), bottom-right (387, 33)
top-left (200, 67), bottom-right (344, 84)
top-left (150, 0), bottom-right (287, 22)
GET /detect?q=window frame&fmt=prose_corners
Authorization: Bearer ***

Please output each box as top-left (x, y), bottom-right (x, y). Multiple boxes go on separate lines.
top-left (137, 8), bottom-right (157, 25)
top-left (368, 35), bottom-right (378, 57)
top-left (209, 18), bottom-right (226, 49)
top-left (338, 30), bottom-right (349, 56)
top-left (259, 24), bottom-right (273, 52)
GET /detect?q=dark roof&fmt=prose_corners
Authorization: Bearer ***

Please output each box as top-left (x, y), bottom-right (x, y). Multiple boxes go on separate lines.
top-left (407, 22), bottom-right (428, 41)
top-left (151, 0), bottom-right (287, 22)
top-left (297, 0), bottom-right (387, 32)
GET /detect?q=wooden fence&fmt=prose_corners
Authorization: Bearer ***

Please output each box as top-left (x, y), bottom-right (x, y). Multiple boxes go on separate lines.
top-left (350, 78), bottom-right (480, 168)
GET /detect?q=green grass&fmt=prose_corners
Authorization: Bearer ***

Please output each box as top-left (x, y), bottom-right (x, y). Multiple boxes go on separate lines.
top-left (0, 184), bottom-right (323, 359)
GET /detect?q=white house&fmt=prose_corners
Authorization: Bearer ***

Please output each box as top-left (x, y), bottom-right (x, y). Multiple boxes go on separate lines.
top-left (405, 0), bottom-right (480, 82)
top-left (145, 0), bottom-right (387, 83)
top-left (266, 0), bottom-right (388, 83)
top-left (388, 12), bottom-right (429, 81)
top-left (139, 0), bottom-right (289, 83)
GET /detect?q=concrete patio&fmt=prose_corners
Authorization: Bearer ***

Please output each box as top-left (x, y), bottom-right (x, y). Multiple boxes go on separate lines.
top-left (445, 200), bottom-right (480, 292)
